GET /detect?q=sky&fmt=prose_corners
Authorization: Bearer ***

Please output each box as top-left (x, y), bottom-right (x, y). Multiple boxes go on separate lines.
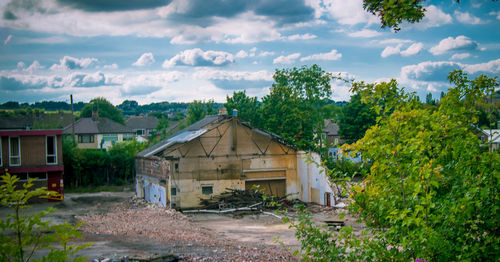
top-left (0, 0), bottom-right (498, 105)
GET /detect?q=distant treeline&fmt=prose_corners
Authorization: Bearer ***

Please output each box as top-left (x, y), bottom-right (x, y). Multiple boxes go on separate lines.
top-left (0, 99), bottom-right (345, 116)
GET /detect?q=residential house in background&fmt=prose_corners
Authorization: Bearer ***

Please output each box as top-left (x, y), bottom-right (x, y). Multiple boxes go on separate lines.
top-left (478, 129), bottom-right (500, 151)
top-left (135, 112), bottom-right (336, 209)
top-left (0, 118), bottom-right (64, 201)
top-left (322, 119), bottom-right (343, 147)
top-left (126, 115), bottom-right (158, 138)
top-left (63, 112), bottom-right (133, 150)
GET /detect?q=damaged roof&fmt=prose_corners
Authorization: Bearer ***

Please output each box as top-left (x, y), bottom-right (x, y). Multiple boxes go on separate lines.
top-left (138, 115), bottom-right (292, 158)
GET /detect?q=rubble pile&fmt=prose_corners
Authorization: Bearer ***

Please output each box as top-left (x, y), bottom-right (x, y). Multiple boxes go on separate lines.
top-left (76, 201), bottom-right (297, 261)
top-left (199, 188), bottom-right (265, 210)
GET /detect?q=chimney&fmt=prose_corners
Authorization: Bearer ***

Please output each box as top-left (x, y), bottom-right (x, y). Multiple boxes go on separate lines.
top-left (232, 109), bottom-right (238, 117)
top-left (218, 107), bottom-right (228, 115)
top-left (92, 110), bottom-right (99, 121)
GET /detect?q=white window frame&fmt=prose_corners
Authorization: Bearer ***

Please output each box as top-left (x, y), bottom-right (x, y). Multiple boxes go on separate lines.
top-left (46, 135), bottom-right (57, 165)
top-left (9, 136), bottom-right (21, 166)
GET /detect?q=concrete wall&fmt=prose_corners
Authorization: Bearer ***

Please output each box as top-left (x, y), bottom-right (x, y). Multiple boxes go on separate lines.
top-left (297, 151), bottom-right (335, 206)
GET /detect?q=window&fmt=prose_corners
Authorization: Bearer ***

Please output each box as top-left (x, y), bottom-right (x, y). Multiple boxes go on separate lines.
top-left (123, 133), bottom-right (134, 141)
top-left (30, 172), bottom-right (47, 181)
top-left (78, 135), bottom-right (94, 143)
top-left (9, 136), bottom-right (21, 166)
top-left (46, 136), bottom-right (57, 164)
top-left (136, 129), bottom-right (145, 136)
top-left (0, 138), bottom-right (2, 167)
top-left (171, 187), bottom-right (177, 196)
top-left (202, 185), bottom-right (213, 195)
top-left (174, 163), bottom-right (179, 173)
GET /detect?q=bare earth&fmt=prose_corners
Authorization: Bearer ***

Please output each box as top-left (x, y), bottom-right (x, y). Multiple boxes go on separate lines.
top-left (1, 191), bottom-right (361, 261)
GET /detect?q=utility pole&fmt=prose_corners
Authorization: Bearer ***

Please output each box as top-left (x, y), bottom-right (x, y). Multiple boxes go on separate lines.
top-left (70, 94), bottom-right (75, 144)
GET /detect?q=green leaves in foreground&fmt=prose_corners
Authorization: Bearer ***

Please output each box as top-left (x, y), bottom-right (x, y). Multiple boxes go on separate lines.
top-left (0, 173), bottom-right (91, 262)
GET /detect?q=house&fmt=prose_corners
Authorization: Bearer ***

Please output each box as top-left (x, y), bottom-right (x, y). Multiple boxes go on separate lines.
top-left (135, 112), bottom-right (336, 209)
top-left (63, 112), bottom-right (134, 150)
top-left (321, 120), bottom-right (343, 147)
top-left (126, 115), bottom-right (158, 138)
top-left (0, 128), bottom-right (64, 201)
top-left (478, 129), bottom-right (500, 151)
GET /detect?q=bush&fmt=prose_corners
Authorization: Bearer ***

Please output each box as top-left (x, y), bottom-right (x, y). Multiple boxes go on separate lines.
top-left (0, 173), bottom-right (91, 261)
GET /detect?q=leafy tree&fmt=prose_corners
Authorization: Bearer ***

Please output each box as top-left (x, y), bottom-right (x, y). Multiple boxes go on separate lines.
top-left (80, 97), bottom-right (125, 124)
top-left (425, 92), bottom-right (436, 105)
top-left (186, 100), bottom-right (216, 125)
top-left (224, 91), bottom-right (261, 126)
top-left (117, 100), bottom-right (140, 115)
top-left (285, 71), bottom-right (500, 261)
top-left (337, 93), bottom-right (376, 144)
top-left (363, 0), bottom-right (426, 31)
top-left (261, 64), bottom-right (333, 150)
top-left (0, 173), bottom-right (90, 261)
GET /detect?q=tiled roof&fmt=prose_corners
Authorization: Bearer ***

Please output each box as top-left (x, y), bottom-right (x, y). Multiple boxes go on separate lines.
top-left (63, 117), bottom-right (133, 134)
top-left (324, 119), bottom-right (340, 136)
top-left (126, 116), bottom-right (159, 130)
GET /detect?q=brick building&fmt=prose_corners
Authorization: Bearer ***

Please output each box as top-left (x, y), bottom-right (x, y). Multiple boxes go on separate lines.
top-left (0, 129), bottom-right (64, 201)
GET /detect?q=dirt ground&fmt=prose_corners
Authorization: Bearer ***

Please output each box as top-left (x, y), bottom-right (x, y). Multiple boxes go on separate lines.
top-left (0, 191), bottom-right (363, 261)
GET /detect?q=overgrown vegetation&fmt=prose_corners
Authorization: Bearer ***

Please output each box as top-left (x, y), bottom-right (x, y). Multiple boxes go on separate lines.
top-left (63, 138), bottom-right (146, 189)
top-left (284, 71), bottom-right (499, 261)
top-left (0, 173), bottom-right (90, 261)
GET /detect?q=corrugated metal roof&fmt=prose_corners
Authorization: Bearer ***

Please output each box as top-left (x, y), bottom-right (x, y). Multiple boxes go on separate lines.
top-left (168, 129), bottom-right (207, 143)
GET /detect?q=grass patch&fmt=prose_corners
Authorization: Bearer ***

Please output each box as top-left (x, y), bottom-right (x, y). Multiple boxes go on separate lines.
top-left (64, 184), bottom-right (133, 193)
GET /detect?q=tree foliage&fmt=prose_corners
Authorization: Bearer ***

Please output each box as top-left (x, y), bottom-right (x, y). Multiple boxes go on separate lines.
top-left (287, 71), bottom-right (499, 261)
top-left (80, 97), bottom-right (125, 124)
top-left (186, 100), bottom-right (217, 125)
top-left (338, 93), bottom-right (376, 144)
top-left (0, 173), bottom-right (90, 261)
top-left (363, 0), bottom-right (426, 31)
top-left (261, 65), bottom-right (333, 150)
top-left (224, 91), bottom-right (261, 126)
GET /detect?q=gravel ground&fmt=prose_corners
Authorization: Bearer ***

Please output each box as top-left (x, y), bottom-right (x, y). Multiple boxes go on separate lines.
top-left (76, 198), bottom-right (298, 261)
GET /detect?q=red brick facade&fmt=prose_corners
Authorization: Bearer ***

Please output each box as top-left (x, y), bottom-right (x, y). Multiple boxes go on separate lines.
top-left (0, 130), bottom-right (64, 201)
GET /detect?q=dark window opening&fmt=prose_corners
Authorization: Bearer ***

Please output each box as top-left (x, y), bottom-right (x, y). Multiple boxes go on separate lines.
top-left (171, 187), bottom-right (177, 196)
top-left (78, 135), bottom-right (94, 143)
top-left (46, 136), bottom-right (57, 164)
top-left (202, 186), bottom-right (213, 195)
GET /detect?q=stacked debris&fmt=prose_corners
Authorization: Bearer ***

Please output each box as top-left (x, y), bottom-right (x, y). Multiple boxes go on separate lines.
top-left (198, 188), bottom-right (265, 210)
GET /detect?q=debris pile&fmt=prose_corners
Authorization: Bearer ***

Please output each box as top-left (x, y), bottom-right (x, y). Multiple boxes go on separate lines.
top-left (198, 188), bottom-right (265, 210)
top-left (76, 201), bottom-right (297, 261)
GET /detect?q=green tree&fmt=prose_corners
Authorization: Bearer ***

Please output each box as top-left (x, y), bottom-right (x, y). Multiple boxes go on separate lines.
top-left (337, 93), bottom-right (376, 144)
top-left (286, 71), bottom-right (500, 261)
top-left (80, 97), bottom-right (125, 124)
top-left (186, 100), bottom-right (216, 125)
top-left (224, 91), bottom-right (261, 126)
top-left (261, 64), bottom-right (333, 150)
top-left (0, 173), bottom-right (90, 261)
top-left (363, 0), bottom-right (426, 31)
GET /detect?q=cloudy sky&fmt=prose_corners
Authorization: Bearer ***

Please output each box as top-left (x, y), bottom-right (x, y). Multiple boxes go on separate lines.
top-left (0, 0), bottom-right (498, 105)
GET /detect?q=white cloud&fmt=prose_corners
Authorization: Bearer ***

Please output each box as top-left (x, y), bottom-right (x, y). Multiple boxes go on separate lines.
top-left (463, 59), bottom-right (500, 74)
top-left (287, 33), bottom-right (317, 40)
top-left (103, 63), bottom-right (119, 69)
top-left (454, 11), bottom-right (485, 24)
top-left (400, 43), bottom-right (424, 56)
top-left (348, 29), bottom-right (382, 38)
top-left (24, 61), bottom-right (44, 74)
top-left (193, 69), bottom-right (273, 81)
top-left (300, 49), bottom-right (342, 61)
top-left (381, 44), bottom-right (403, 58)
top-left (132, 52), bottom-right (155, 67)
top-left (489, 11), bottom-right (500, 20)
top-left (400, 61), bottom-right (462, 82)
top-left (3, 35), bottom-right (12, 45)
top-left (235, 50), bottom-right (249, 58)
top-left (273, 53), bottom-right (301, 64)
top-left (450, 53), bottom-right (471, 60)
top-left (258, 51), bottom-right (275, 57)
top-left (322, 0), bottom-right (378, 25)
top-left (430, 36), bottom-right (479, 55)
top-left (413, 5), bottom-right (452, 29)
top-left (162, 48), bottom-right (234, 68)
top-left (50, 56), bottom-right (98, 71)
top-left (17, 61), bottom-right (25, 70)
